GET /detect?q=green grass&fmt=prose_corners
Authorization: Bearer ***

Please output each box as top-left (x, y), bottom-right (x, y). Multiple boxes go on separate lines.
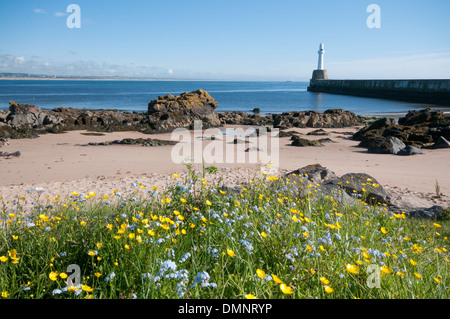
top-left (0, 165), bottom-right (448, 299)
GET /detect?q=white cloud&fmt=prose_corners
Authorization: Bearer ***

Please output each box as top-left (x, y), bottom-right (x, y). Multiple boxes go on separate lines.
top-left (15, 56), bottom-right (25, 64)
top-left (33, 8), bottom-right (47, 14)
top-left (168, 69), bottom-right (174, 75)
top-left (54, 12), bottom-right (67, 17)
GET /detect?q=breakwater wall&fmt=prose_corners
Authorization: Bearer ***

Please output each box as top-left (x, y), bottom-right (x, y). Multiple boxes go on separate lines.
top-left (307, 79), bottom-right (450, 106)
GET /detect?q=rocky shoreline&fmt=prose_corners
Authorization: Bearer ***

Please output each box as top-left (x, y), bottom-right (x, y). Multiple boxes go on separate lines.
top-left (1, 89), bottom-right (449, 155)
top-left (0, 89), bottom-right (365, 139)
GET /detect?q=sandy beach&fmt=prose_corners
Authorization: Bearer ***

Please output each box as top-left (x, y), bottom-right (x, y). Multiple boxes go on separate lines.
top-left (1, 125), bottom-right (449, 211)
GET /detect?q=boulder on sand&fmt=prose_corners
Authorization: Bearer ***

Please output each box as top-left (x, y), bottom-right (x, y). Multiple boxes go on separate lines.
top-left (147, 89), bottom-right (220, 132)
top-left (326, 172), bottom-right (393, 205)
top-left (6, 101), bottom-right (60, 129)
top-left (428, 136), bottom-right (450, 149)
top-left (366, 136), bottom-right (406, 155)
top-left (396, 145), bottom-right (425, 156)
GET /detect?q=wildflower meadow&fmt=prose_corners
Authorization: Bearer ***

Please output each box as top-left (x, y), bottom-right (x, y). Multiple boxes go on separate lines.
top-left (0, 164), bottom-right (448, 299)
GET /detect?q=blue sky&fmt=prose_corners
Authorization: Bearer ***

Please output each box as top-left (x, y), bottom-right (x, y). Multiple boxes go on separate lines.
top-left (0, 0), bottom-right (449, 80)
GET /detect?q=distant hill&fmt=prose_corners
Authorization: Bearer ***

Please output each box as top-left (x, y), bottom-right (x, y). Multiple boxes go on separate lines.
top-left (0, 72), bottom-right (144, 79)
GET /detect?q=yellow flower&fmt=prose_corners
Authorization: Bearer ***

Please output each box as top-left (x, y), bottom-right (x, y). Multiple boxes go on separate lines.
top-left (396, 272), bottom-right (405, 277)
top-left (324, 285), bottom-right (334, 294)
top-left (380, 227), bottom-right (388, 234)
top-left (245, 294), bottom-right (258, 299)
top-left (124, 244), bottom-right (130, 250)
top-left (106, 224), bottom-right (113, 230)
top-left (319, 245), bottom-right (326, 251)
top-left (80, 221), bottom-right (87, 226)
top-left (94, 272), bottom-right (102, 278)
top-left (0, 256), bottom-right (8, 262)
top-left (206, 200), bottom-right (212, 206)
top-left (414, 272), bottom-right (422, 279)
top-left (433, 277), bottom-right (442, 284)
top-left (410, 259), bottom-right (418, 266)
top-left (81, 285), bottom-right (94, 292)
top-left (227, 248), bottom-right (236, 257)
top-left (1, 291), bottom-right (9, 298)
top-left (310, 268), bottom-right (316, 275)
top-left (433, 223), bottom-right (442, 228)
top-left (129, 233), bottom-right (135, 239)
top-left (256, 269), bottom-right (266, 279)
top-left (320, 277), bottom-right (330, 285)
top-left (49, 271), bottom-right (59, 281)
top-left (260, 232), bottom-right (267, 238)
top-left (280, 283), bottom-right (294, 295)
top-left (96, 243), bottom-right (103, 248)
top-left (380, 265), bottom-right (393, 274)
top-left (345, 264), bottom-right (360, 274)
top-left (292, 216), bottom-right (299, 222)
top-left (411, 244), bottom-right (422, 254)
top-left (148, 229), bottom-right (155, 236)
top-left (272, 274), bottom-right (284, 284)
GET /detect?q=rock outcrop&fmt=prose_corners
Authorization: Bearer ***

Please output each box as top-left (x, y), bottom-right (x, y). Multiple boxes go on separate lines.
top-left (283, 164), bottom-right (393, 205)
top-left (272, 109), bottom-right (363, 129)
top-left (353, 108), bottom-right (450, 155)
top-left (147, 89), bottom-right (220, 132)
top-left (218, 109), bottom-right (363, 129)
top-left (0, 90), bottom-right (223, 138)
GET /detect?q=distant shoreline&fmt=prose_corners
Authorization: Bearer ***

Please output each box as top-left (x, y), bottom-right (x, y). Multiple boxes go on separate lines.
top-left (0, 77), bottom-right (303, 82)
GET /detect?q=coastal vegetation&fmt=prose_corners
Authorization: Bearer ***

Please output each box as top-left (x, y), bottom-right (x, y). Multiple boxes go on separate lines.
top-left (0, 164), bottom-right (448, 299)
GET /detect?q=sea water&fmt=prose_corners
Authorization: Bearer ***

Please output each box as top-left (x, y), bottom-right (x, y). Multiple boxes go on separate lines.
top-left (0, 80), bottom-right (443, 116)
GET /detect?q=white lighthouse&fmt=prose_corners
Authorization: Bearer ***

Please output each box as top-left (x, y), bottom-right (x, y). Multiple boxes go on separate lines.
top-left (311, 43), bottom-right (328, 80)
top-left (317, 42), bottom-right (325, 70)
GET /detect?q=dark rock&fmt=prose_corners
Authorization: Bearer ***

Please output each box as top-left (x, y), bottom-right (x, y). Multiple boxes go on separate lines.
top-left (318, 138), bottom-right (336, 144)
top-left (428, 136), bottom-right (450, 149)
top-left (398, 108), bottom-right (446, 127)
top-left (396, 145), bottom-right (425, 156)
top-left (147, 89), bottom-right (220, 131)
top-left (277, 130), bottom-right (299, 138)
top-left (284, 164), bottom-right (337, 183)
top-left (232, 138), bottom-right (247, 144)
top-left (0, 150), bottom-right (21, 158)
top-left (402, 205), bottom-right (446, 219)
top-left (247, 127), bottom-right (268, 137)
top-left (367, 136), bottom-right (406, 154)
top-left (273, 109), bottom-right (363, 129)
top-left (290, 136), bottom-right (323, 147)
top-left (307, 129), bottom-right (328, 136)
top-left (326, 172), bottom-right (392, 205)
top-left (6, 101), bottom-right (61, 129)
top-left (245, 147), bottom-right (263, 152)
top-left (79, 138), bottom-right (177, 147)
top-left (354, 109), bottom-right (450, 152)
